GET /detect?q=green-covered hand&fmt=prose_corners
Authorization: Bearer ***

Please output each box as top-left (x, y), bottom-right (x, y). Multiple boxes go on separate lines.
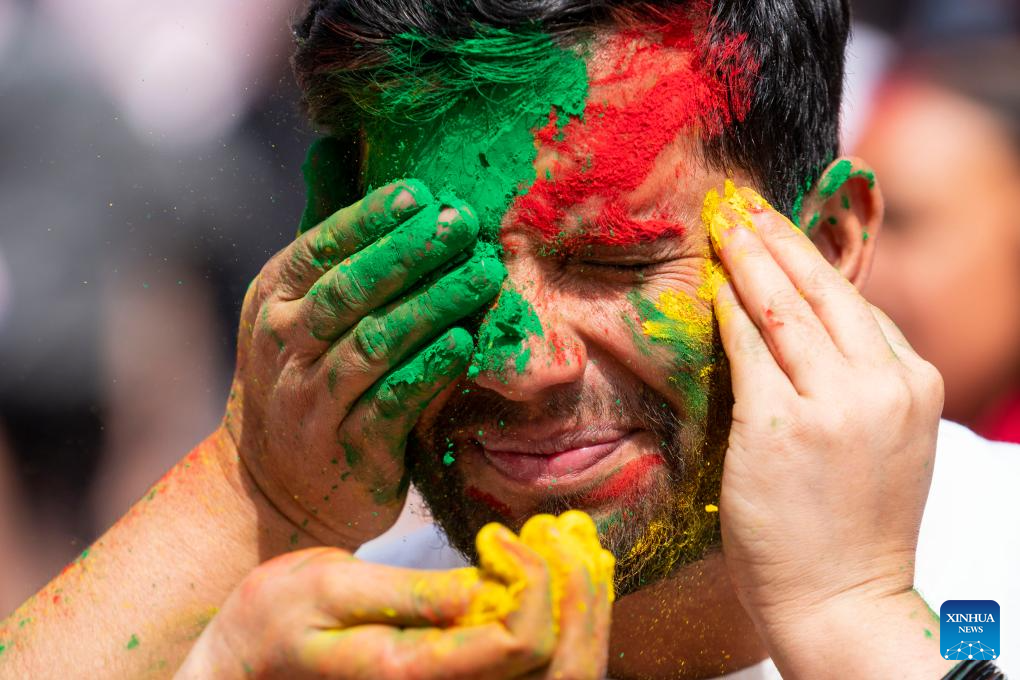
top-left (225, 169), bottom-right (505, 550)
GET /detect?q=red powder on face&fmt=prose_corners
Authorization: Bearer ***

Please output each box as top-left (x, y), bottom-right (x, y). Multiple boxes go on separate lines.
top-left (509, 6), bottom-right (756, 249)
top-left (577, 454), bottom-right (665, 505)
top-left (466, 485), bottom-right (514, 518)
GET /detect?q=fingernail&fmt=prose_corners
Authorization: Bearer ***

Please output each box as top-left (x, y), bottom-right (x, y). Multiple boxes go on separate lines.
top-left (734, 186), bottom-right (774, 213)
top-left (386, 179), bottom-right (434, 213)
top-left (703, 180), bottom-right (757, 252)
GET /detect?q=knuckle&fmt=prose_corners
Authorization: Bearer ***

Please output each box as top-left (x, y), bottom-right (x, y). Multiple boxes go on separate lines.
top-left (503, 634), bottom-right (554, 667)
top-left (802, 262), bottom-right (844, 295)
top-left (373, 382), bottom-right (404, 419)
top-left (352, 314), bottom-right (394, 365)
top-left (914, 361), bottom-right (945, 409)
top-left (307, 273), bottom-right (368, 337)
top-left (873, 376), bottom-right (913, 414)
top-left (760, 290), bottom-right (804, 324)
top-left (733, 323), bottom-right (766, 356)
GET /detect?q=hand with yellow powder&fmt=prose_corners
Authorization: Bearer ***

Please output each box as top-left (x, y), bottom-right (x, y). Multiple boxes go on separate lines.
top-left (174, 511), bottom-right (614, 680)
top-left (706, 179), bottom-right (954, 678)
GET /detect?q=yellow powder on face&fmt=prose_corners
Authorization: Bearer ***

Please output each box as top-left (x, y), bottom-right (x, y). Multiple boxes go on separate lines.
top-left (702, 179), bottom-right (775, 252)
top-left (698, 260), bottom-right (728, 303)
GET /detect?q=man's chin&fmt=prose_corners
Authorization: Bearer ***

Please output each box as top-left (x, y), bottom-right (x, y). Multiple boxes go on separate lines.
top-left (411, 461), bottom-right (722, 598)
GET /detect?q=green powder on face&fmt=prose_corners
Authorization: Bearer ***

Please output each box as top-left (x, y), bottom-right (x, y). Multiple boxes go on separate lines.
top-left (301, 27), bottom-right (590, 377)
top-left (627, 291), bottom-right (712, 415)
top-left (126, 634), bottom-right (140, 650)
top-left (840, 194), bottom-right (851, 210)
top-left (360, 28), bottom-right (589, 239)
top-left (470, 285), bottom-right (545, 379)
top-left (359, 28), bottom-right (589, 375)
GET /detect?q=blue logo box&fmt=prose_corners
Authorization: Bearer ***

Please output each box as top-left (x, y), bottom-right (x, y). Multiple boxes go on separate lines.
top-left (940, 600), bottom-right (1000, 661)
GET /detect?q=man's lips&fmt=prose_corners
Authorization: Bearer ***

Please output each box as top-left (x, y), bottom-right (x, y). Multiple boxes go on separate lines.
top-left (478, 428), bottom-right (634, 483)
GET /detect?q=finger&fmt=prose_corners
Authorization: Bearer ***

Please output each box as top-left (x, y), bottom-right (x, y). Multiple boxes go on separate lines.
top-left (740, 187), bottom-right (890, 363)
top-left (310, 554), bottom-right (496, 628)
top-left (280, 178), bottom-right (436, 299)
top-left (322, 248), bottom-right (505, 406)
top-left (523, 512), bottom-right (614, 680)
top-left (333, 328), bottom-right (473, 506)
top-left (298, 197), bottom-right (480, 343)
top-left (714, 280), bottom-right (793, 399)
top-left (474, 523), bottom-right (558, 675)
top-left (869, 304), bottom-right (922, 363)
top-left (706, 183), bottom-right (839, 393)
top-left (299, 551), bottom-right (535, 680)
top-left (301, 623), bottom-right (528, 680)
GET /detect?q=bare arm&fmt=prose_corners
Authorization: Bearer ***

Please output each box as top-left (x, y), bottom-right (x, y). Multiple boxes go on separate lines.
top-left (0, 428), bottom-right (303, 677)
top-left (1, 170), bottom-right (500, 678)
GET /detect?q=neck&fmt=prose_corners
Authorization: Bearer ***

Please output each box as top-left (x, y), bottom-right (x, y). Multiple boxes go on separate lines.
top-left (607, 551), bottom-right (768, 679)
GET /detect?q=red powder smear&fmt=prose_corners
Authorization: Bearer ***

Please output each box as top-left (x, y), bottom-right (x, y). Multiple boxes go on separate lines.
top-left (466, 486), bottom-right (513, 518)
top-left (510, 5), bottom-right (757, 249)
top-left (578, 454), bottom-right (665, 505)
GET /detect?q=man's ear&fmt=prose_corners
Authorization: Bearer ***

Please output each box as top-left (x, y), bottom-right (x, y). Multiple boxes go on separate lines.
top-left (796, 156), bottom-right (884, 289)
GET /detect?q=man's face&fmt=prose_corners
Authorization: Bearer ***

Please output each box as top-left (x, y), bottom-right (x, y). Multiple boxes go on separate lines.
top-left (369, 22), bottom-right (754, 594)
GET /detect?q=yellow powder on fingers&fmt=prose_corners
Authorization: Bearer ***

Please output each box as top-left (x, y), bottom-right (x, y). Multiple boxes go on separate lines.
top-left (459, 511), bottom-right (616, 627)
top-left (456, 523), bottom-right (528, 626)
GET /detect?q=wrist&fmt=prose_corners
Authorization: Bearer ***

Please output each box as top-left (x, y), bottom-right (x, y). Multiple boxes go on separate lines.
top-left (207, 423), bottom-right (325, 557)
top-left (755, 589), bottom-right (955, 680)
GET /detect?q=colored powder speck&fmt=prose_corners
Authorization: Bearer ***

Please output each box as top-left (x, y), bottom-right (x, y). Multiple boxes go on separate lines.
top-left (924, 628), bottom-right (933, 638)
top-left (442, 451), bottom-right (456, 466)
top-left (840, 194), bottom-right (851, 210)
top-left (126, 634), bottom-right (139, 650)
top-left (704, 504), bottom-right (719, 513)
top-left (863, 231), bottom-right (870, 242)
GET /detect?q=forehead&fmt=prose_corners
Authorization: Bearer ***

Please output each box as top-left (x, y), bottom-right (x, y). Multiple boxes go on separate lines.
top-left (361, 12), bottom-right (753, 247)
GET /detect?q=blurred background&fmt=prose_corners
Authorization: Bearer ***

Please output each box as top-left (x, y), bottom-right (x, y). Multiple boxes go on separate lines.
top-left (0, 0), bottom-right (1017, 615)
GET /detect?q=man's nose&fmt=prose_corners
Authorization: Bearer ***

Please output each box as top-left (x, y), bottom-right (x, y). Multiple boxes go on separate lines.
top-left (470, 283), bottom-right (588, 401)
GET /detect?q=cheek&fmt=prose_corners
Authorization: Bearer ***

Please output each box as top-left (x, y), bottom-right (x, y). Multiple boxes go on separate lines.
top-left (413, 380), bottom-right (464, 439)
top-left (575, 291), bottom-right (705, 406)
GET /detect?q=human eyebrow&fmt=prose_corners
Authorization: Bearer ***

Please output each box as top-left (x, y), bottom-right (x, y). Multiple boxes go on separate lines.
top-left (527, 203), bottom-right (688, 255)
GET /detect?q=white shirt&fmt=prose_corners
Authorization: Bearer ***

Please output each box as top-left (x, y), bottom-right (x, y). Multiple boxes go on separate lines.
top-left (356, 420), bottom-right (1020, 678)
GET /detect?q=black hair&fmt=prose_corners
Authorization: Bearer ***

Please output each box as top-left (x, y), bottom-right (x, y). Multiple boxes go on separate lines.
top-left (292, 0), bottom-right (851, 216)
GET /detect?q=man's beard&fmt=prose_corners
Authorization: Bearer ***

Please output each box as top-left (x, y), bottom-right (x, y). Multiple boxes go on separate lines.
top-left (407, 339), bottom-right (732, 597)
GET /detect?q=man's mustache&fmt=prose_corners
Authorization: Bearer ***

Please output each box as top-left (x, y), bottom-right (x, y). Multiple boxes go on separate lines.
top-left (437, 379), bottom-right (675, 437)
